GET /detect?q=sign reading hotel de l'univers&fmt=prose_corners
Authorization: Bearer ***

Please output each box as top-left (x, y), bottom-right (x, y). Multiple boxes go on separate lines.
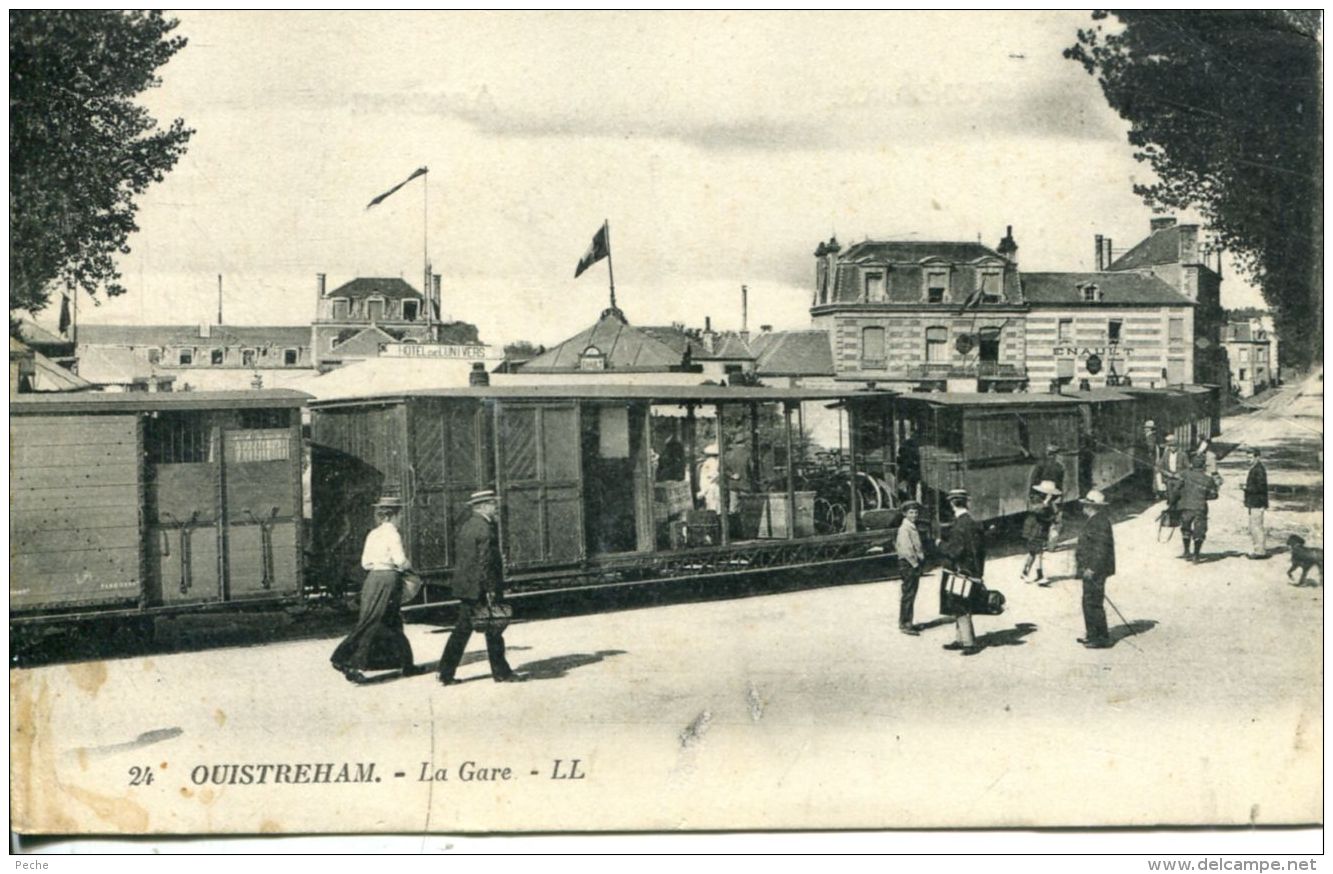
top-left (381, 343), bottom-right (492, 360)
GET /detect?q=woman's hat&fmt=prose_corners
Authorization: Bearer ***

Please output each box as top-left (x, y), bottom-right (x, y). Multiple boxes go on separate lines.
top-left (372, 496), bottom-right (404, 509)
top-left (1032, 480), bottom-right (1062, 497)
top-left (1144, 419), bottom-right (1156, 428)
top-left (899, 500), bottom-right (921, 513)
top-left (703, 443), bottom-right (719, 456)
top-left (1082, 489), bottom-right (1108, 506)
top-left (468, 489), bottom-right (498, 505)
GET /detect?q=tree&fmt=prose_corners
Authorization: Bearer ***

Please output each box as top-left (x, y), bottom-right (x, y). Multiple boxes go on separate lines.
top-left (503, 340), bottom-right (546, 359)
top-left (10, 11), bottom-right (193, 316)
top-left (1066, 11), bottom-right (1322, 368)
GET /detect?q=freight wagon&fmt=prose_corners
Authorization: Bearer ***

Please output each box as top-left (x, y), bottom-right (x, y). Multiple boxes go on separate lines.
top-left (10, 390), bottom-right (307, 628)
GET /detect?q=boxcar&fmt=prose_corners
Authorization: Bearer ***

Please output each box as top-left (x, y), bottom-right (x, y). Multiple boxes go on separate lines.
top-left (309, 384), bottom-right (911, 602)
top-left (10, 390), bottom-right (308, 625)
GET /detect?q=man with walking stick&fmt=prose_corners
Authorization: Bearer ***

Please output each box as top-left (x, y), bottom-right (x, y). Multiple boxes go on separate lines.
top-left (1075, 489), bottom-right (1115, 650)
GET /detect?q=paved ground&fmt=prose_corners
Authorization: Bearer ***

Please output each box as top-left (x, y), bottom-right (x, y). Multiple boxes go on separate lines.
top-left (12, 375), bottom-right (1323, 841)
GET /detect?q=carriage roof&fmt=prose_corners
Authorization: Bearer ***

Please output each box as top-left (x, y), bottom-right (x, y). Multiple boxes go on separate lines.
top-left (306, 384), bottom-right (897, 409)
top-left (10, 389), bottom-right (311, 415)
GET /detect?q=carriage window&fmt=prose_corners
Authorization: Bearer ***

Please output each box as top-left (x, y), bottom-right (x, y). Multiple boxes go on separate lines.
top-left (239, 408), bottom-right (289, 429)
top-left (146, 413), bottom-right (212, 464)
top-left (925, 326), bottom-right (949, 363)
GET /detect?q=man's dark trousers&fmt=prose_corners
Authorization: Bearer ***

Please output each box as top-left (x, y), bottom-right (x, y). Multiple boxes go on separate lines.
top-left (438, 600), bottom-right (513, 681)
top-left (899, 560), bottom-right (921, 628)
top-left (1081, 573), bottom-right (1109, 643)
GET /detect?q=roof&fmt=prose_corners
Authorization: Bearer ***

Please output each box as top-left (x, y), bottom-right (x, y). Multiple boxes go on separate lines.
top-left (896, 392), bottom-right (1091, 408)
top-left (310, 384), bottom-right (894, 410)
top-left (1108, 224), bottom-right (1191, 271)
top-left (753, 330), bottom-right (835, 376)
top-left (839, 240), bottom-right (1006, 264)
top-left (638, 326), bottom-right (756, 360)
top-left (73, 345), bottom-right (167, 383)
top-left (79, 324), bottom-right (311, 347)
top-left (1222, 322), bottom-right (1266, 343)
top-left (1021, 272), bottom-right (1195, 306)
top-left (520, 311), bottom-right (688, 372)
top-left (15, 318), bottom-right (68, 348)
top-left (11, 389), bottom-right (310, 415)
top-left (325, 277), bottom-right (422, 300)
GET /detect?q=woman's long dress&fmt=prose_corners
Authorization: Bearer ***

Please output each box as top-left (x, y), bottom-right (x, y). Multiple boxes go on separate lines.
top-left (330, 569), bottom-right (414, 672)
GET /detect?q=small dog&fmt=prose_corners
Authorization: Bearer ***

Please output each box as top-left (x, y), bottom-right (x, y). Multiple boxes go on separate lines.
top-left (1286, 535), bottom-right (1323, 586)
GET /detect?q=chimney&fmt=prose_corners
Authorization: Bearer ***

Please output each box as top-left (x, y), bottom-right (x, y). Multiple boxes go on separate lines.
top-left (199, 321), bottom-right (211, 339)
top-left (1094, 234), bottom-right (1105, 271)
top-left (760, 324), bottom-right (772, 333)
top-left (316, 273), bottom-right (326, 316)
top-left (997, 225), bottom-right (1018, 264)
top-left (1103, 237), bottom-right (1113, 270)
top-left (740, 285), bottom-right (748, 335)
top-left (1150, 216), bottom-right (1177, 233)
top-left (703, 316), bottom-right (716, 353)
top-left (469, 361), bottom-right (490, 386)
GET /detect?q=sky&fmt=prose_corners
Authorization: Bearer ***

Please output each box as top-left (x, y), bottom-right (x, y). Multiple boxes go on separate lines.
top-left (66, 11), bottom-right (1264, 347)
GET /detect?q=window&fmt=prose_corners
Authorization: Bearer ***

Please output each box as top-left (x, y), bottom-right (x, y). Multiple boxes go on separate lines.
top-left (1239, 368), bottom-right (1247, 380)
top-left (864, 272), bottom-right (885, 302)
top-left (1168, 318), bottom-right (1184, 341)
top-left (1057, 319), bottom-right (1073, 343)
top-left (178, 348), bottom-right (194, 366)
top-left (925, 326), bottom-right (949, 363)
top-left (579, 345), bottom-right (606, 371)
top-left (926, 272), bottom-right (949, 303)
top-left (242, 349), bottom-right (256, 367)
top-left (366, 298), bottom-right (385, 322)
top-left (402, 299), bottom-right (419, 321)
top-left (979, 327), bottom-right (1001, 363)
top-left (146, 413), bottom-right (211, 464)
top-left (147, 348), bottom-right (161, 365)
top-left (1239, 348), bottom-right (1249, 362)
top-left (1081, 284), bottom-right (1099, 302)
top-left (1108, 319), bottom-right (1123, 344)
top-left (861, 327), bottom-right (886, 369)
top-left (210, 348), bottom-right (224, 366)
top-left (980, 271), bottom-right (1002, 303)
top-left (330, 298), bottom-right (349, 320)
top-left (284, 348), bottom-right (299, 366)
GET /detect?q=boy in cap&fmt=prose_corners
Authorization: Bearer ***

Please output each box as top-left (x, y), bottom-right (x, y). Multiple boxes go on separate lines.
top-left (895, 501), bottom-right (925, 635)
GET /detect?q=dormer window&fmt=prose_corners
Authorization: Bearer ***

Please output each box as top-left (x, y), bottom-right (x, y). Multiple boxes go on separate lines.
top-left (402, 299), bottom-right (419, 321)
top-left (1081, 283), bottom-right (1101, 303)
top-left (366, 297), bottom-right (385, 322)
top-left (330, 298), bottom-right (350, 319)
top-left (979, 270), bottom-right (1003, 303)
top-left (579, 345), bottom-right (607, 371)
top-left (925, 270), bottom-right (950, 303)
top-left (864, 271), bottom-right (886, 303)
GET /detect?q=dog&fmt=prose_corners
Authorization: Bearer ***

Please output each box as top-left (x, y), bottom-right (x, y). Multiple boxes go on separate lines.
top-left (1286, 535), bottom-right (1323, 586)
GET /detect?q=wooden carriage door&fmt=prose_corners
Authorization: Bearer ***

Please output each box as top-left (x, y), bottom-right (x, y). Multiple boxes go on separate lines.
top-left (495, 402), bottom-right (585, 570)
top-left (144, 413), bottom-right (223, 606)
top-left (408, 400), bottom-right (485, 573)
top-left (222, 421), bottom-right (301, 599)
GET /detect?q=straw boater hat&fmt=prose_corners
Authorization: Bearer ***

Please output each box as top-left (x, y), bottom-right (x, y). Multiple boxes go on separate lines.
top-left (468, 489), bottom-right (498, 505)
top-left (703, 443), bottom-right (719, 456)
top-left (372, 496), bottom-right (404, 510)
top-left (1032, 480), bottom-right (1062, 497)
top-left (1083, 489), bottom-right (1108, 506)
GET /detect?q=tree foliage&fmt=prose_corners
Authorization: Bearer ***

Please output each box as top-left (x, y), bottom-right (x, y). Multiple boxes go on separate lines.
top-left (1066, 11), bottom-right (1322, 367)
top-left (10, 10), bottom-right (193, 315)
top-left (503, 340), bottom-right (546, 359)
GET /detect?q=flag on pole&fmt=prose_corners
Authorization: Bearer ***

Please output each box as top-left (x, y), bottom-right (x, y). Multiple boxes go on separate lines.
top-left (366, 166), bottom-right (428, 210)
top-left (575, 222), bottom-right (610, 278)
top-left (58, 290), bottom-right (71, 336)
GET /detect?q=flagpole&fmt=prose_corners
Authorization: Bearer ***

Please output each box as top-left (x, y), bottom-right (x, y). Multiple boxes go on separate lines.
top-left (604, 220), bottom-right (616, 311)
top-left (424, 169), bottom-right (433, 338)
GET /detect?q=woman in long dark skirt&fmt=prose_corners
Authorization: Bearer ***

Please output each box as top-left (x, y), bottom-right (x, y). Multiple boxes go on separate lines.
top-left (330, 496), bottom-right (417, 684)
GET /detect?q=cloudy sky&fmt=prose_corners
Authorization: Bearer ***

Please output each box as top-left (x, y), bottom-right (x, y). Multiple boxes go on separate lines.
top-left (74, 11), bottom-right (1261, 346)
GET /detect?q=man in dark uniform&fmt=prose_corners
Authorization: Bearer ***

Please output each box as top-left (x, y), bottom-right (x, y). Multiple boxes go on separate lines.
top-left (437, 490), bottom-right (525, 685)
top-left (896, 433), bottom-right (922, 502)
top-left (939, 488), bottom-right (986, 655)
top-left (1029, 443), bottom-right (1066, 547)
top-left (1177, 455), bottom-right (1219, 562)
top-left (1242, 447), bottom-right (1269, 559)
top-left (1074, 489), bottom-right (1115, 649)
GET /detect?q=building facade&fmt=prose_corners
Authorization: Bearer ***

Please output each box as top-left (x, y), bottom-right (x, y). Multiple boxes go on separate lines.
top-left (75, 323), bottom-right (313, 391)
top-left (1221, 320), bottom-right (1274, 397)
top-left (807, 217), bottom-right (1226, 392)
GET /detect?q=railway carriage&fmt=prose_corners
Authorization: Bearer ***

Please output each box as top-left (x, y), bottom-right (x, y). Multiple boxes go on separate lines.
top-left (10, 390), bottom-right (308, 628)
top-left (308, 384), bottom-right (913, 603)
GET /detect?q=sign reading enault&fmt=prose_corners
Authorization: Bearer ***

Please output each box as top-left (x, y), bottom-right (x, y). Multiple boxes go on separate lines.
top-left (381, 343), bottom-right (492, 360)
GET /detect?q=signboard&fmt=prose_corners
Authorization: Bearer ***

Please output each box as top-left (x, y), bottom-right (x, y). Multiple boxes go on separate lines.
top-left (380, 343), bottom-right (490, 360)
top-left (1052, 345), bottom-right (1132, 358)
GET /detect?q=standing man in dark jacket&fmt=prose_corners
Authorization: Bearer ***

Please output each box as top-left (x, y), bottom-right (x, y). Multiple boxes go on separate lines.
top-left (939, 488), bottom-right (986, 655)
top-left (437, 490), bottom-right (524, 686)
top-left (1177, 455), bottom-right (1219, 562)
top-left (1074, 489), bottom-right (1115, 649)
top-left (1242, 447), bottom-right (1269, 559)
